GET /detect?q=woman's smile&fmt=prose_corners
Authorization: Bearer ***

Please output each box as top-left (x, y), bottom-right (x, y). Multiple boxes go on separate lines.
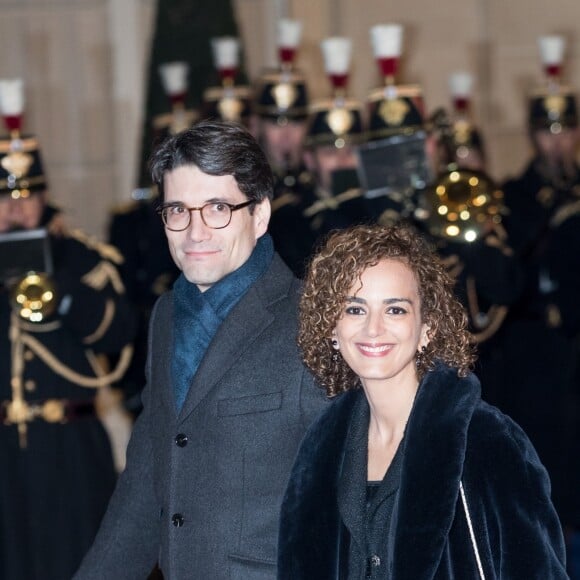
top-left (356, 342), bottom-right (394, 356)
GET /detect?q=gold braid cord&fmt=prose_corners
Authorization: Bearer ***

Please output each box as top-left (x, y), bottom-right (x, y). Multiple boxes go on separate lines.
top-left (7, 310), bottom-right (133, 448)
top-left (466, 276), bottom-right (508, 343)
top-left (82, 299), bottom-right (115, 345)
top-left (18, 332), bottom-right (133, 388)
top-left (441, 253), bottom-right (464, 280)
top-left (303, 188), bottom-right (362, 218)
top-left (8, 313), bottom-right (29, 447)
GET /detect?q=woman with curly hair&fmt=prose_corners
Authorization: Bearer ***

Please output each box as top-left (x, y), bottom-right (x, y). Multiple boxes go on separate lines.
top-left (278, 223), bottom-right (566, 579)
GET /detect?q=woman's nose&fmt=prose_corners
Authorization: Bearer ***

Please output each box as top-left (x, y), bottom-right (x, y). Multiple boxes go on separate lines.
top-left (365, 310), bottom-right (385, 337)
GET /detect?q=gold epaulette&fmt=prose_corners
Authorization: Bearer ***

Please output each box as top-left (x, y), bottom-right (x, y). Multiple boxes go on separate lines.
top-left (303, 188), bottom-right (362, 218)
top-left (550, 199), bottom-right (580, 228)
top-left (335, 187), bottom-right (364, 205)
top-left (271, 192), bottom-right (300, 213)
top-left (69, 229), bottom-right (124, 265)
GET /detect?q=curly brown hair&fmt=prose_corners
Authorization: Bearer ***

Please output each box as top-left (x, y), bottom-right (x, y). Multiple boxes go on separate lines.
top-left (298, 223), bottom-right (476, 397)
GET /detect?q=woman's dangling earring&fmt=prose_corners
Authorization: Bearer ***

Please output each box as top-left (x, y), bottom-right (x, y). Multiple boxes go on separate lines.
top-left (331, 338), bottom-right (340, 362)
top-left (415, 345), bottom-right (427, 367)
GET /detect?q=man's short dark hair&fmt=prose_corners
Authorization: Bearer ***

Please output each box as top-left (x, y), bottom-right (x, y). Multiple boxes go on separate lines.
top-left (149, 119), bottom-right (274, 203)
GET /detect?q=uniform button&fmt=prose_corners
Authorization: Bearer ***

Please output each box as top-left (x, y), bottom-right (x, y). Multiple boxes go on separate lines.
top-left (171, 513), bottom-right (184, 527)
top-left (174, 433), bottom-right (188, 447)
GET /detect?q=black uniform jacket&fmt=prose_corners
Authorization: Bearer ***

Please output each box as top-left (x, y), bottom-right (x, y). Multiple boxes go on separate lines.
top-left (1, 208), bottom-right (137, 580)
top-left (278, 364), bottom-right (567, 579)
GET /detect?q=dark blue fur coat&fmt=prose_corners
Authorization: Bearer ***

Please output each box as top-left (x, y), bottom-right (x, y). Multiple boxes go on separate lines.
top-left (278, 364), bottom-right (568, 579)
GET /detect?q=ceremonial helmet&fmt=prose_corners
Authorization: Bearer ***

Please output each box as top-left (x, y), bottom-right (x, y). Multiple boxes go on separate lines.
top-left (366, 24), bottom-right (425, 140)
top-left (305, 36), bottom-right (365, 149)
top-left (254, 19), bottom-right (309, 125)
top-left (0, 78), bottom-right (47, 199)
top-left (152, 62), bottom-right (199, 136)
top-left (528, 35), bottom-right (578, 133)
top-left (202, 37), bottom-right (252, 126)
top-left (445, 72), bottom-right (486, 170)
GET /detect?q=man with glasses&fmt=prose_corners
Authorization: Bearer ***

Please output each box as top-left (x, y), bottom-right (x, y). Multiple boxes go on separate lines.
top-left (74, 119), bottom-right (326, 580)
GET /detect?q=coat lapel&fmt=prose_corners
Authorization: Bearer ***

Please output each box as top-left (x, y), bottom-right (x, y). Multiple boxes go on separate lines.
top-left (176, 255), bottom-right (290, 423)
top-left (278, 389), bottom-right (358, 580)
top-left (337, 393), bottom-right (369, 555)
top-left (390, 365), bottom-right (480, 579)
top-left (149, 293), bottom-right (176, 414)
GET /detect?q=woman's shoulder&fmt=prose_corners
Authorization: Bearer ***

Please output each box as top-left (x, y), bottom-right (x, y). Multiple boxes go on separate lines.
top-left (466, 400), bottom-right (546, 478)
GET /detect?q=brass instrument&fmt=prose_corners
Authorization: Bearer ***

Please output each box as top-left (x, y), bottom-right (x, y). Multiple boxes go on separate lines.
top-left (418, 169), bottom-right (505, 243)
top-left (10, 271), bottom-right (57, 322)
top-left (0, 228), bottom-right (56, 322)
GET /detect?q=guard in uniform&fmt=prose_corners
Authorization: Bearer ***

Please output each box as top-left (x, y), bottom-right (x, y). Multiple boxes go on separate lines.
top-left (108, 63), bottom-right (186, 415)
top-left (253, 19), bottom-right (310, 181)
top-left (152, 61), bottom-right (200, 150)
top-left (302, 36), bottom-right (368, 248)
top-left (108, 191), bottom-right (179, 415)
top-left (253, 19), bottom-right (315, 276)
top-left (430, 72), bottom-right (488, 173)
top-left (496, 36), bottom-right (580, 553)
top-left (414, 72), bottom-right (524, 406)
top-left (0, 82), bottom-right (137, 580)
top-left (362, 24), bottom-right (432, 226)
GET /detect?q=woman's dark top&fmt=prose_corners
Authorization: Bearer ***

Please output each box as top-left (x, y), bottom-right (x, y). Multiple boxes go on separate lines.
top-left (356, 444), bottom-right (403, 579)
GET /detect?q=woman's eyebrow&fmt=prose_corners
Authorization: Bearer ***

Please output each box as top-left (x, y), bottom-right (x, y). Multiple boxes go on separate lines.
top-left (345, 296), bottom-right (413, 305)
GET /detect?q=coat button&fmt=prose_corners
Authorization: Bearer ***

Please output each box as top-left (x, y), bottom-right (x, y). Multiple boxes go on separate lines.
top-left (174, 433), bottom-right (188, 447)
top-left (366, 554), bottom-right (381, 577)
top-left (171, 513), bottom-right (184, 527)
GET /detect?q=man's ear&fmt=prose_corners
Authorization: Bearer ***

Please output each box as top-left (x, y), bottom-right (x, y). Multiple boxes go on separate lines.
top-left (254, 197), bottom-right (271, 238)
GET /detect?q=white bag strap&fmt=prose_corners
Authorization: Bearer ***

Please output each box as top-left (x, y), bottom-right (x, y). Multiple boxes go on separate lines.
top-left (460, 480), bottom-right (486, 580)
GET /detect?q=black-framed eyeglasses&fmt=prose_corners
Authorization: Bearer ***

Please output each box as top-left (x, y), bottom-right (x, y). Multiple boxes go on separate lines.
top-left (156, 200), bottom-right (255, 231)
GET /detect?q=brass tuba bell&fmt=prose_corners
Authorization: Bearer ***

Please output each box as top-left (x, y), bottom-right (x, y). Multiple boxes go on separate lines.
top-left (418, 169), bottom-right (505, 243)
top-left (10, 271), bottom-right (57, 322)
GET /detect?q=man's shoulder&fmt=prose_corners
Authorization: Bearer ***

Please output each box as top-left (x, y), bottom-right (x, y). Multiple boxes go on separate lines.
top-left (252, 253), bottom-right (302, 302)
